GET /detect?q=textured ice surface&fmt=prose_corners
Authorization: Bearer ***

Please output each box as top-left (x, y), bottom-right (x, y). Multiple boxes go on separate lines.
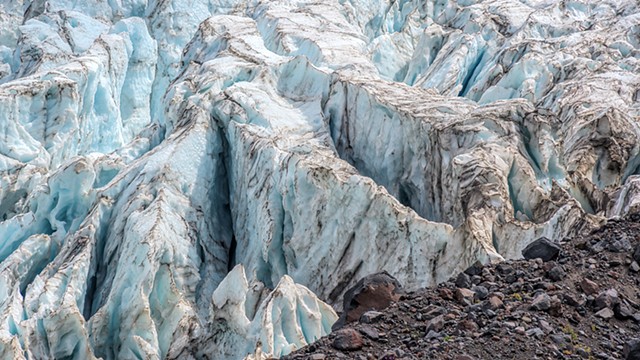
top-left (0, 0), bottom-right (639, 358)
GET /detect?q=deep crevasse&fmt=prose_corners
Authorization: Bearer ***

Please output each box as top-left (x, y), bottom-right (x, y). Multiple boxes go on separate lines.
top-left (0, 0), bottom-right (639, 359)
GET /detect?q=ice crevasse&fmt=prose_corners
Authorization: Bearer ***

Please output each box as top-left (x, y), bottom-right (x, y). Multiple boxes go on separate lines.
top-left (0, 0), bottom-right (639, 358)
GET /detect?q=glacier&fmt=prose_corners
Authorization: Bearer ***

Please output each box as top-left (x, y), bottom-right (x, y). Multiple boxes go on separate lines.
top-left (0, 0), bottom-right (639, 358)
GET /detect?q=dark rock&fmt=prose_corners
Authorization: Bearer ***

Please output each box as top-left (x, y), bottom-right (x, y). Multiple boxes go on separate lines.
top-left (332, 329), bottom-right (363, 351)
top-left (624, 338), bottom-right (640, 360)
top-left (333, 272), bottom-right (402, 330)
top-left (547, 266), bottom-right (566, 281)
top-left (504, 274), bottom-right (518, 283)
top-left (464, 261), bottom-right (484, 276)
top-left (359, 325), bottom-right (380, 340)
top-left (360, 311), bottom-right (384, 324)
top-left (530, 293), bottom-right (551, 311)
top-left (564, 292), bottom-right (585, 307)
top-left (634, 245), bottom-right (640, 263)
top-left (594, 289), bottom-right (619, 311)
top-left (607, 236), bottom-right (633, 253)
top-left (610, 259), bottom-right (623, 267)
top-left (471, 285), bottom-right (489, 300)
top-left (580, 278), bottom-right (600, 295)
top-left (522, 237), bottom-right (560, 262)
top-left (496, 263), bottom-right (514, 275)
top-left (456, 273), bottom-right (472, 289)
top-left (615, 301), bottom-right (634, 320)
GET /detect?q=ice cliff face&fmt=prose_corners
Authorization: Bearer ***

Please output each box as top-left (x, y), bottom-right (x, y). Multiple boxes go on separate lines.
top-left (0, 0), bottom-right (639, 358)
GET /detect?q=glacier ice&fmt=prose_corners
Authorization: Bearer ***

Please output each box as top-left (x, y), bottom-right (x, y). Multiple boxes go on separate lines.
top-left (204, 265), bottom-right (337, 359)
top-left (0, 0), bottom-right (639, 358)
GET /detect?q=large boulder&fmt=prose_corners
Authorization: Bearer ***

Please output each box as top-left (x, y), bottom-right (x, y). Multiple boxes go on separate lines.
top-left (332, 272), bottom-right (402, 330)
top-left (522, 237), bottom-right (561, 262)
top-left (624, 338), bottom-right (640, 360)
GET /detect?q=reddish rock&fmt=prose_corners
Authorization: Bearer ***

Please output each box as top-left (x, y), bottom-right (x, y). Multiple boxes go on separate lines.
top-left (455, 288), bottom-right (475, 304)
top-left (439, 288), bottom-right (454, 300)
top-left (580, 278), bottom-right (599, 295)
top-left (458, 320), bottom-right (479, 332)
top-left (332, 272), bottom-right (402, 330)
top-left (486, 295), bottom-right (504, 310)
top-left (332, 329), bottom-right (363, 351)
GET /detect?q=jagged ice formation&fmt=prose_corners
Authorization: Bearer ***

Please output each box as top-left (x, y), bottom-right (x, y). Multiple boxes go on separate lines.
top-left (0, 0), bottom-right (639, 358)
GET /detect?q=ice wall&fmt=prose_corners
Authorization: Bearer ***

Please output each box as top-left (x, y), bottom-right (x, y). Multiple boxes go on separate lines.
top-left (0, 0), bottom-right (639, 358)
